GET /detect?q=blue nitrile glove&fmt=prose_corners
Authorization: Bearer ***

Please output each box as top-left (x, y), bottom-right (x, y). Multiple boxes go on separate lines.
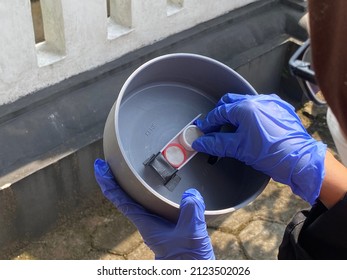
top-left (94, 159), bottom-right (215, 260)
top-left (192, 93), bottom-right (327, 205)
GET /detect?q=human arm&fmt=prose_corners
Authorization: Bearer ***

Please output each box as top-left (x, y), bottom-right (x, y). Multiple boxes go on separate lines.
top-left (279, 155), bottom-right (347, 259)
top-left (319, 151), bottom-right (347, 208)
top-left (94, 158), bottom-right (215, 260)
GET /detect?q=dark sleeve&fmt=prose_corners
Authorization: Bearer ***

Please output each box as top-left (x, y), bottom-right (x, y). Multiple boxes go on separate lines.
top-left (278, 194), bottom-right (347, 259)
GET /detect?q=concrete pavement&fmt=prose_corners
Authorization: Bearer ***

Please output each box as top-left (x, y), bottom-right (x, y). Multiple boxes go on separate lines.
top-left (8, 180), bottom-right (308, 260)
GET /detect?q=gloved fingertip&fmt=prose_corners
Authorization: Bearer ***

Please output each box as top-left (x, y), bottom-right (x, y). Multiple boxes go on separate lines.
top-left (192, 135), bottom-right (215, 154)
top-left (182, 188), bottom-right (203, 201)
top-left (177, 188), bottom-right (207, 233)
top-left (194, 119), bottom-right (214, 134)
top-left (94, 158), bottom-right (111, 176)
top-left (181, 188), bottom-right (205, 211)
top-left (191, 138), bottom-right (202, 151)
top-left (194, 118), bottom-right (202, 128)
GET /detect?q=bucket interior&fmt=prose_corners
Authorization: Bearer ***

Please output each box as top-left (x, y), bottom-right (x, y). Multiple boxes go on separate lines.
top-left (116, 54), bottom-right (269, 211)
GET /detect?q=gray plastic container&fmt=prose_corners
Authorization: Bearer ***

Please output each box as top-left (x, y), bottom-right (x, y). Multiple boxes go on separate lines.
top-left (103, 53), bottom-right (269, 221)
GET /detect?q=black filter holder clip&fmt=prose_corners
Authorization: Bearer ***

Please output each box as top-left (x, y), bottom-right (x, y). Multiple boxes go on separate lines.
top-left (143, 152), bottom-right (181, 191)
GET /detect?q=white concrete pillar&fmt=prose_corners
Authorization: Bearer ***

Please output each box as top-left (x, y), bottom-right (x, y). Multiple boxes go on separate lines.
top-left (108, 0), bottom-right (133, 40)
top-left (36, 0), bottom-right (66, 67)
top-left (61, 0), bottom-right (107, 62)
top-left (109, 0), bottom-right (132, 28)
top-left (0, 0), bottom-right (37, 100)
top-left (40, 0), bottom-right (65, 52)
top-left (167, 0), bottom-right (184, 16)
top-left (132, 0), bottom-right (167, 42)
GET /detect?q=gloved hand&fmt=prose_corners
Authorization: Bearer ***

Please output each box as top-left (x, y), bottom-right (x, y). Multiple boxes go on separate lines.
top-left (192, 93), bottom-right (327, 205)
top-left (94, 159), bottom-right (215, 260)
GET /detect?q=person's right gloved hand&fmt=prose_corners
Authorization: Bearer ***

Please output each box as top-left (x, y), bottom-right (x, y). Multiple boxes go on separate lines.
top-left (192, 93), bottom-right (327, 205)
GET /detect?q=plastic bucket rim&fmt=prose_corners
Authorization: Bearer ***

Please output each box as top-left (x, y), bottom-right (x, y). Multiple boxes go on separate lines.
top-left (112, 53), bottom-right (263, 215)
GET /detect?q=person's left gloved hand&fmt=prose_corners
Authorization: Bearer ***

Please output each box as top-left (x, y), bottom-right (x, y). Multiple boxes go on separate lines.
top-left (94, 159), bottom-right (215, 260)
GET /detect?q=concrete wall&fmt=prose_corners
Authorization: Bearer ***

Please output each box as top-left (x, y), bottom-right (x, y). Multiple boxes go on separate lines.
top-left (0, 0), bottom-right (259, 105)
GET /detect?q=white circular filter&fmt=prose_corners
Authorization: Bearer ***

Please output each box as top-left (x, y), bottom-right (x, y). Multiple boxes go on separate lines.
top-left (163, 143), bottom-right (187, 168)
top-left (179, 125), bottom-right (204, 151)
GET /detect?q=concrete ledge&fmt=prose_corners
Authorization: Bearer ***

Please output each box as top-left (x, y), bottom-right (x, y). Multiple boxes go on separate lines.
top-left (0, 0), bottom-right (307, 255)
